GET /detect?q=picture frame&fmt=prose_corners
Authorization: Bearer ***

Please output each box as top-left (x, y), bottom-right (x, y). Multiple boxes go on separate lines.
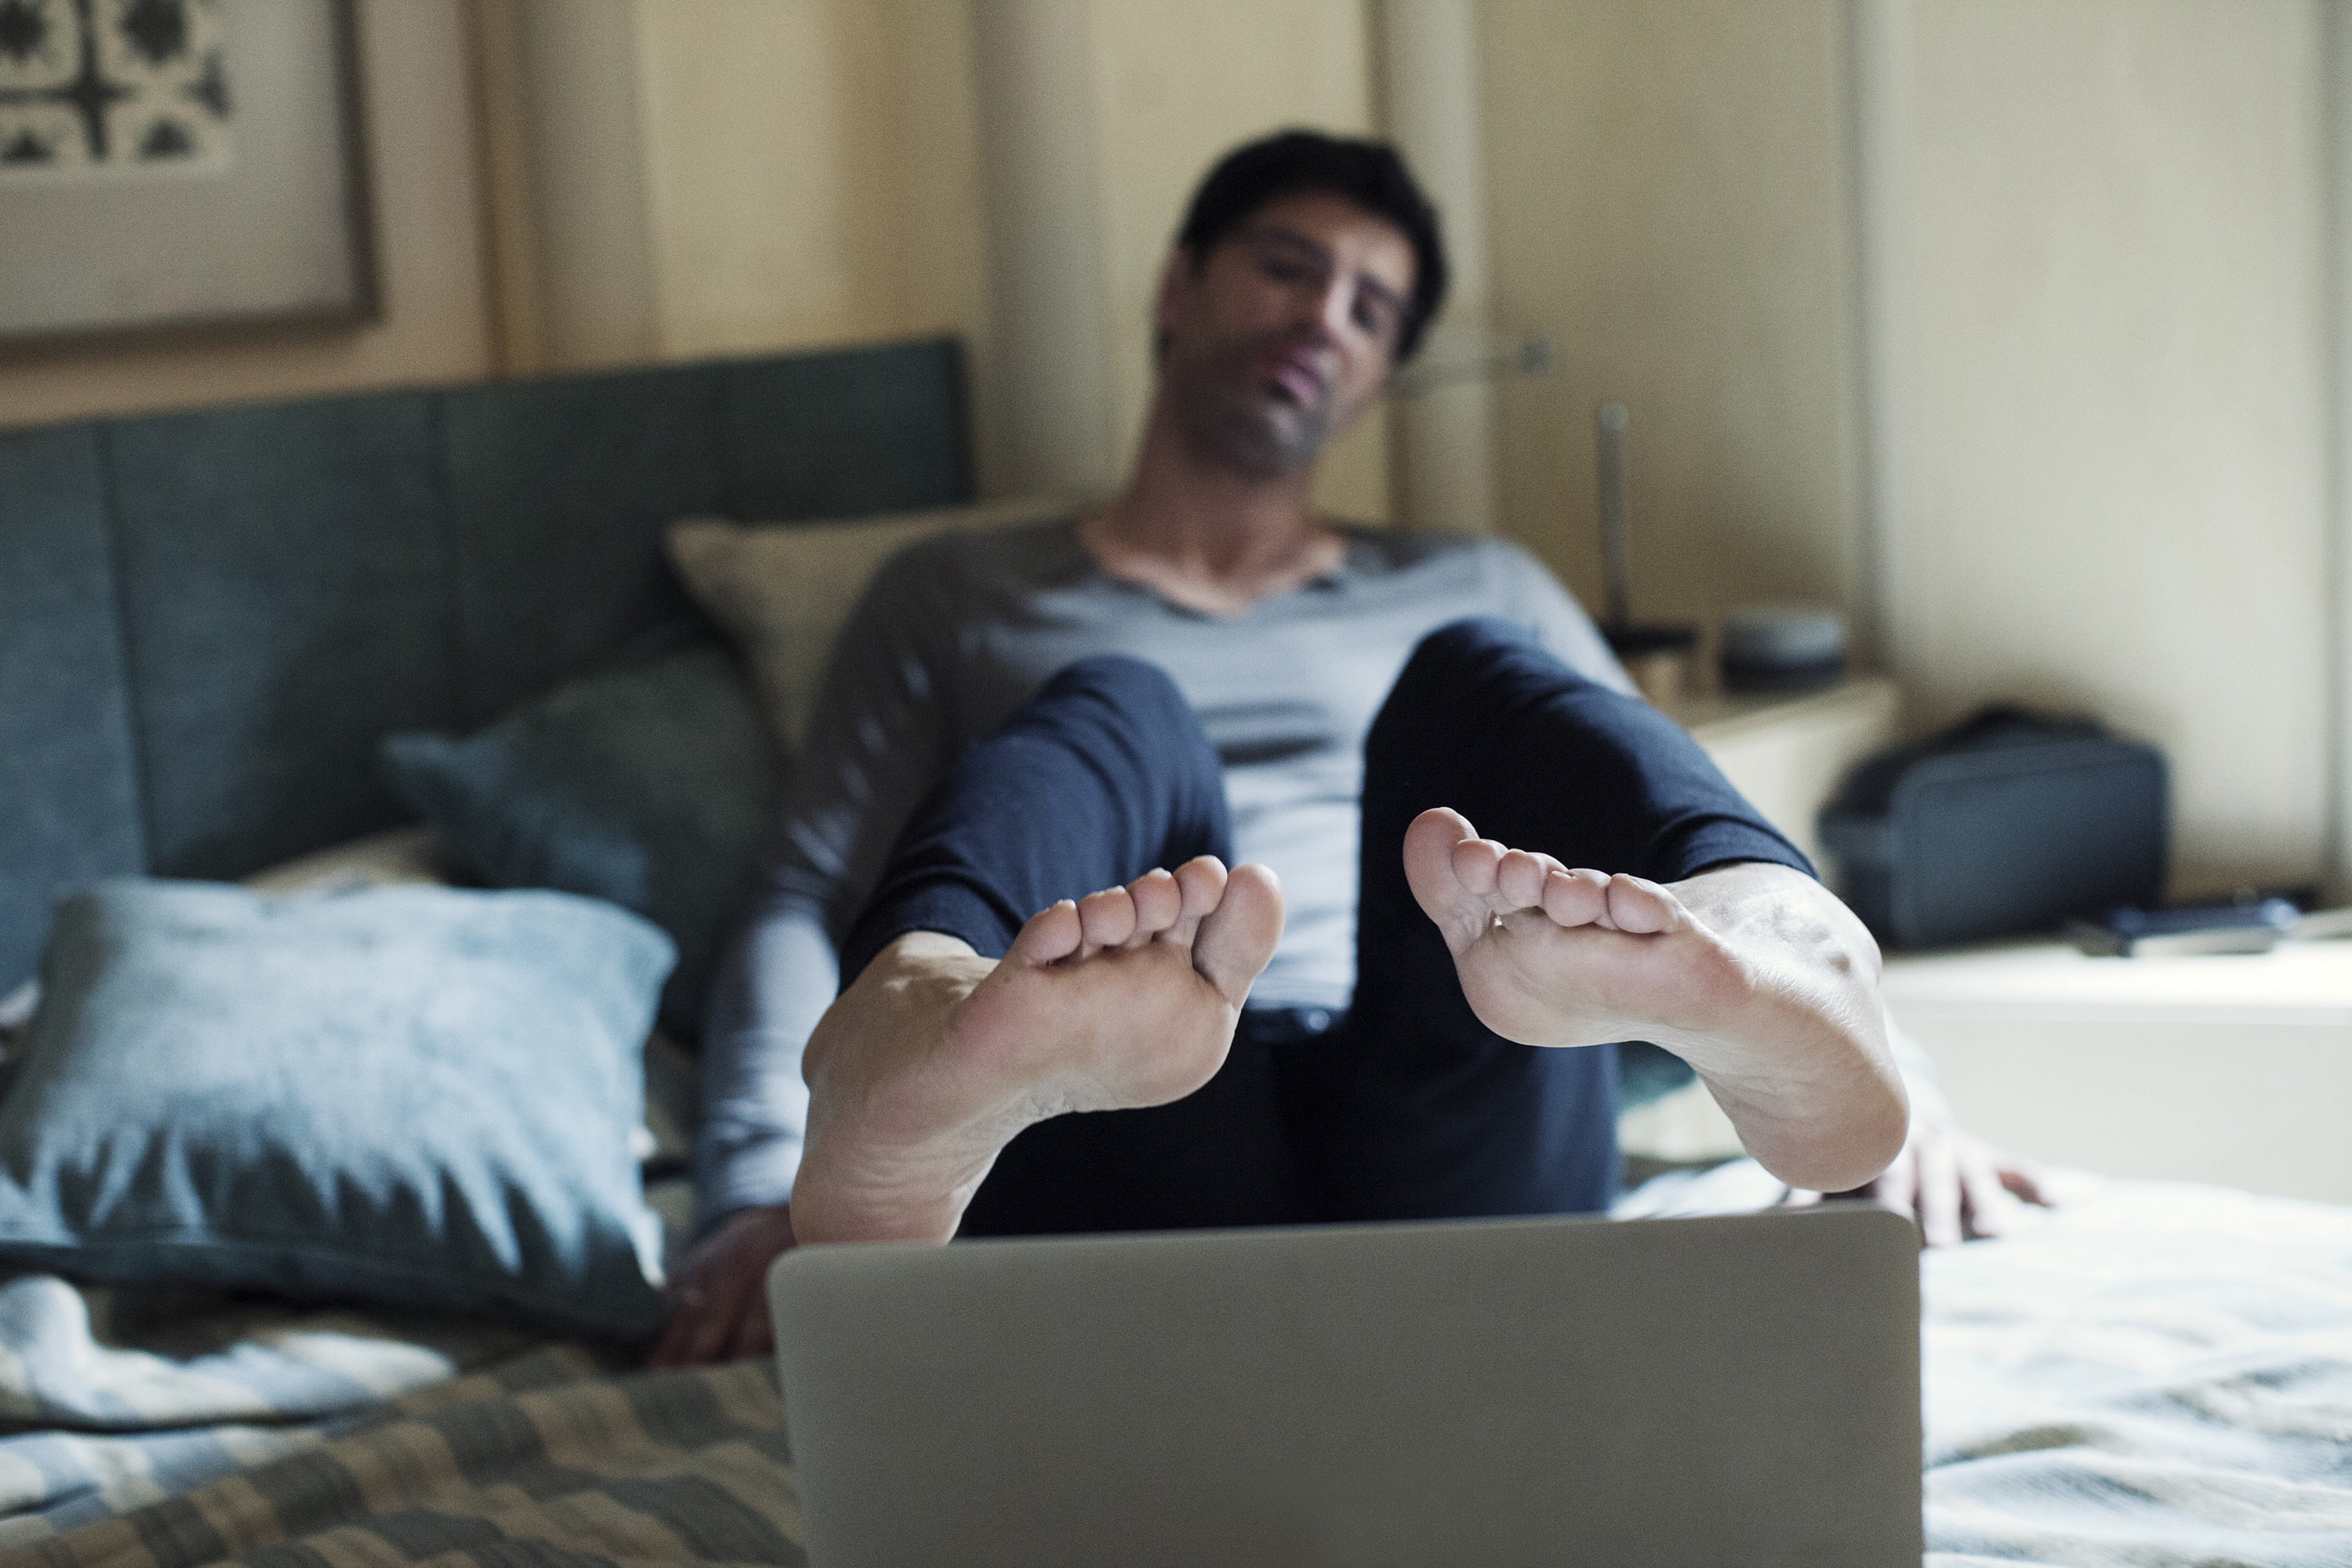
top-left (0, 0), bottom-right (376, 344)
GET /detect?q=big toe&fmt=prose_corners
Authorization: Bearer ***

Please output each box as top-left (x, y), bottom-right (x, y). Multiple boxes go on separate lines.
top-left (1603, 874), bottom-right (1687, 935)
top-left (1403, 808), bottom-right (1490, 945)
top-left (1192, 862), bottom-right (1283, 1004)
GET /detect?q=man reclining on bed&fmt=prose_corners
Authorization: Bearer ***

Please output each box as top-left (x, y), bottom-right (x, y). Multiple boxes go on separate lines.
top-left (652, 130), bottom-right (2044, 1367)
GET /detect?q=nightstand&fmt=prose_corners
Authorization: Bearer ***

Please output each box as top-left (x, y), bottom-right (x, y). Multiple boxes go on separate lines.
top-left (1879, 938), bottom-right (2352, 1203)
top-left (1621, 675), bottom-right (2352, 1203)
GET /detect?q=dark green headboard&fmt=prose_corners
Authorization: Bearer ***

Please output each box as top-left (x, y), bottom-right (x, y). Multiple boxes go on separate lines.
top-left (0, 338), bottom-right (971, 995)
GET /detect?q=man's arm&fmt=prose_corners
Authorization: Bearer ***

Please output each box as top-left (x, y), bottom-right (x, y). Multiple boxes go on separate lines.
top-left (692, 898), bottom-right (832, 1216)
top-left (649, 544), bottom-right (965, 1367)
top-left (1785, 1018), bottom-right (2056, 1243)
top-left (644, 897), bottom-right (830, 1367)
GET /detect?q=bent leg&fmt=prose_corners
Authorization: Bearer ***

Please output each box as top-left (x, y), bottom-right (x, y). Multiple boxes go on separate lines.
top-left (795, 656), bottom-right (1288, 1243)
top-left (840, 654), bottom-right (1235, 978)
top-left (1312, 617), bottom-right (1818, 1221)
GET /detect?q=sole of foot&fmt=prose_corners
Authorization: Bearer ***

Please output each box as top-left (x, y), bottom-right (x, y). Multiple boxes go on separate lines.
top-left (1401, 805), bottom-right (1757, 1051)
top-left (793, 855), bottom-right (1284, 1244)
top-left (1401, 806), bottom-right (1903, 1192)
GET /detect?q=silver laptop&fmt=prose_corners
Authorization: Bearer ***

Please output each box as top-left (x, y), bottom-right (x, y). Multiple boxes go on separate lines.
top-left (770, 1207), bottom-right (1920, 1567)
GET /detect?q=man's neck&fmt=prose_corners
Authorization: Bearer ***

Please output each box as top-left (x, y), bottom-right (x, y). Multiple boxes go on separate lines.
top-left (1079, 408), bottom-right (1346, 617)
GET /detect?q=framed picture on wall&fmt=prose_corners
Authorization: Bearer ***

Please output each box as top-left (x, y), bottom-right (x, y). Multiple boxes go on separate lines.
top-left (0, 0), bottom-right (375, 343)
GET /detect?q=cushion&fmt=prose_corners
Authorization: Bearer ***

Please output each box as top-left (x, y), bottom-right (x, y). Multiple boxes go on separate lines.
top-left (379, 644), bottom-right (778, 1043)
top-left (666, 495), bottom-right (1074, 751)
top-left (231, 825), bottom-right (702, 1167)
top-left (241, 823), bottom-right (450, 895)
top-left (0, 880), bottom-right (673, 1338)
top-left (0, 828), bottom-right (452, 1105)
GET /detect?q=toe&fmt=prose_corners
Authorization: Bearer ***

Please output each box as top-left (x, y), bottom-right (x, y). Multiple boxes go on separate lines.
top-left (1166, 856), bottom-right (1229, 944)
top-left (1540, 867), bottom-right (1612, 927)
top-left (1007, 898), bottom-right (1083, 966)
top-left (1403, 808), bottom-right (1497, 948)
top-left (1450, 837), bottom-right (1506, 898)
top-left (1604, 874), bottom-right (1686, 935)
top-left (1192, 862), bottom-right (1283, 1004)
top-left (1076, 887), bottom-right (1138, 951)
top-left (1403, 808), bottom-right (1471, 914)
top-left (1494, 848), bottom-right (1555, 909)
top-left (1123, 868), bottom-right (1182, 945)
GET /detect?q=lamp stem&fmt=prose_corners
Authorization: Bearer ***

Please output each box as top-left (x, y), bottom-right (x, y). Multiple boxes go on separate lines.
top-left (1596, 401), bottom-right (1632, 626)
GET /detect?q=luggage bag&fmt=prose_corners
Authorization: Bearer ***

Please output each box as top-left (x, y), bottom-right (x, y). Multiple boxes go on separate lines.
top-left (1817, 706), bottom-right (2167, 950)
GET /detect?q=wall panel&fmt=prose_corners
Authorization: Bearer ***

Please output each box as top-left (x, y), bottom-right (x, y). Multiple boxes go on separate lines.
top-left (1479, 0), bottom-right (1864, 637)
top-left (1871, 0), bottom-right (2328, 895)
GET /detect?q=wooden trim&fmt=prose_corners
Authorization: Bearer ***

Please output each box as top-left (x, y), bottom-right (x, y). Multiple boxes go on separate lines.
top-left (464, 0), bottom-right (543, 376)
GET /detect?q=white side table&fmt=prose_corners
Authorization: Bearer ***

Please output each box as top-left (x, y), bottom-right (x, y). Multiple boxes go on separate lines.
top-left (1624, 675), bottom-right (2352, 1203)
top-left (1880, 939), bottom-right (2352, 1203)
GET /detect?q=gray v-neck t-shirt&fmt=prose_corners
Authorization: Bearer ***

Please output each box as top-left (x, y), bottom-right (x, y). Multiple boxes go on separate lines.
top-left (698, 520), bottom-right (1632, 1216)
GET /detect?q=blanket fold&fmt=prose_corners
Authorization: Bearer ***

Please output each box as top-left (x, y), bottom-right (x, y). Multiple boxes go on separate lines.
top-left (8, 1172), bottom-right (2352, 1568)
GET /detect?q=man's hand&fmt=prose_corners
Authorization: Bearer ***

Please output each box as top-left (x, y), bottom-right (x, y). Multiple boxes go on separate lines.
top-left (645, 1203), bottom-right (797, 1367)
top-left (1786, 1120), bottom-right (2053, 1246)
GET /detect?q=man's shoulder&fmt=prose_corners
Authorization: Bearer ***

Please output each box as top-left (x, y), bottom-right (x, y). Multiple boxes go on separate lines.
top-left (870, 514), bottom-right (1087, 596)
top-left (1338, 524), bottom-right (1541, 579)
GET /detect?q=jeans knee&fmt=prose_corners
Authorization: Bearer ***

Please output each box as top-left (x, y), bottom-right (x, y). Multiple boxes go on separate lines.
top-left (1388, 617), bottom-right (1588, 722)
top-left (1394, 616), bottom-right (1639, 722)
top-left (1033, 653), bottom-right (1192, 728)
top-left (1017, 655), bottom-right (1222, 822)
top-left (1403, 616), bottom-right (1534, 683)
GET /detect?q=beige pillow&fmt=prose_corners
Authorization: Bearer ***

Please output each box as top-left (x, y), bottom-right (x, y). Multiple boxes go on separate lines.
top-left (241, 825), bottom-right (449, 894)
top-left (666, 495), bottom-right (1076, 753)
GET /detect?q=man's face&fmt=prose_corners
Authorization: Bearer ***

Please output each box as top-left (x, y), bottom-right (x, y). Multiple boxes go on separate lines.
top-left (1155, 190), bottom-right (1416, 482)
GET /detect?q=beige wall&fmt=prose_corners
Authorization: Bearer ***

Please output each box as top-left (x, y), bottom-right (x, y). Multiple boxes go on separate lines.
top-left (1483, 0), bottom-right (2334, 895)
top-left (499, 0), bottom-right (658, 370)
top-left (0, 0), bottom-right (493, 432)
top-left (632, 0), bottom-right (985, 362)
top-left (1479, 0), bottom-right (1865, 641)
top-left (1083, 0), bottom-right (1390, 521)
top-left (7, 1), bottom-right (2330, 894)
top-left (488, 0), bottom-right (986, 377)
top-left (504, 1), bottom-right (1385, 514)
top-left (1867, 0), bottom-right (2330, 896)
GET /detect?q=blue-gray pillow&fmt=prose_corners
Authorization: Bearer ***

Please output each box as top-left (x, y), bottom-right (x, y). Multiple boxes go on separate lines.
top-left (379, 644), bottom-right (779, 1042)
top-left (0, 880), bottom-right (674, 1338)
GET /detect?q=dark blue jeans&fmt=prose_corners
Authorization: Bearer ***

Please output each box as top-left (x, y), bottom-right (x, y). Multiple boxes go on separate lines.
top-left (840, 618), bottom-right (1810, 1237)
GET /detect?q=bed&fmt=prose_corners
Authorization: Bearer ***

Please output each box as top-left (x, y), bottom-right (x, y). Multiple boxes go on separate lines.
top-left (3, 341), bottom-right (2349, 1567)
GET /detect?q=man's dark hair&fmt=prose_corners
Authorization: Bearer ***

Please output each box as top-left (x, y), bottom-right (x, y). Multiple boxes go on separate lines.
top-left (1175, 129), bottom-right (1449, 363)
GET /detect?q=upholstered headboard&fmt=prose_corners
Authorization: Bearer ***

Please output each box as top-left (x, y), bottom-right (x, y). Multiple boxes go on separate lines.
top-left (0, 338), bottom-right (972, 995)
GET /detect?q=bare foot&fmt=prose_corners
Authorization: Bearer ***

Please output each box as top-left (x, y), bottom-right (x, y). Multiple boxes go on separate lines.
top-left (791, 857), bottom-right (1284, 1244)
top-left (1401, 808), bottom-right (1904, 1192)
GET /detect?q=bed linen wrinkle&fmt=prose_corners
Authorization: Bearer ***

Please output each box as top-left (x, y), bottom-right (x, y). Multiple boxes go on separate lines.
top-left (0, 1276), bottom-right (533, 1435)
top-left (1920, 1177), bottom-right (2352, 1565)
top-left (4, 1175), bottom-right (2351, 1566)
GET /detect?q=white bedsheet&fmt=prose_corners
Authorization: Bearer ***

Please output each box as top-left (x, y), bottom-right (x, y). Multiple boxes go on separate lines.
top-left (5, 1168), bottom-right (2350, 1564)
top-left (1922, 1171), bottom-right (2352, 1564)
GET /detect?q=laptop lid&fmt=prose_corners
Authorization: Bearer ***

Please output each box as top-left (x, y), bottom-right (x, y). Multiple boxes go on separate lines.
top-left (771, 1207), bottom-right (1921, 1568)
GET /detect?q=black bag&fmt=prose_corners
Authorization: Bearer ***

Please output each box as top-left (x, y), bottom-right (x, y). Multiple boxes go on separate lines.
top-left (1817, 705), bottom-right (2167, 949)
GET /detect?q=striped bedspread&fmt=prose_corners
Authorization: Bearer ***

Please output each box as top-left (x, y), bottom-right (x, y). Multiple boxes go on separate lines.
top-left (0, 1274), bottom-right (544, 1548)
top-left (5, 1172), bottom-right (2349, 1568)
top-left (5, 1343), bottom-right (793, 1568)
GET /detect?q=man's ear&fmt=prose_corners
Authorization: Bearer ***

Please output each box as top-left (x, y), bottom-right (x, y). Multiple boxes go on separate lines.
top-left (1152, 246), bottom-right (1200, 341)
